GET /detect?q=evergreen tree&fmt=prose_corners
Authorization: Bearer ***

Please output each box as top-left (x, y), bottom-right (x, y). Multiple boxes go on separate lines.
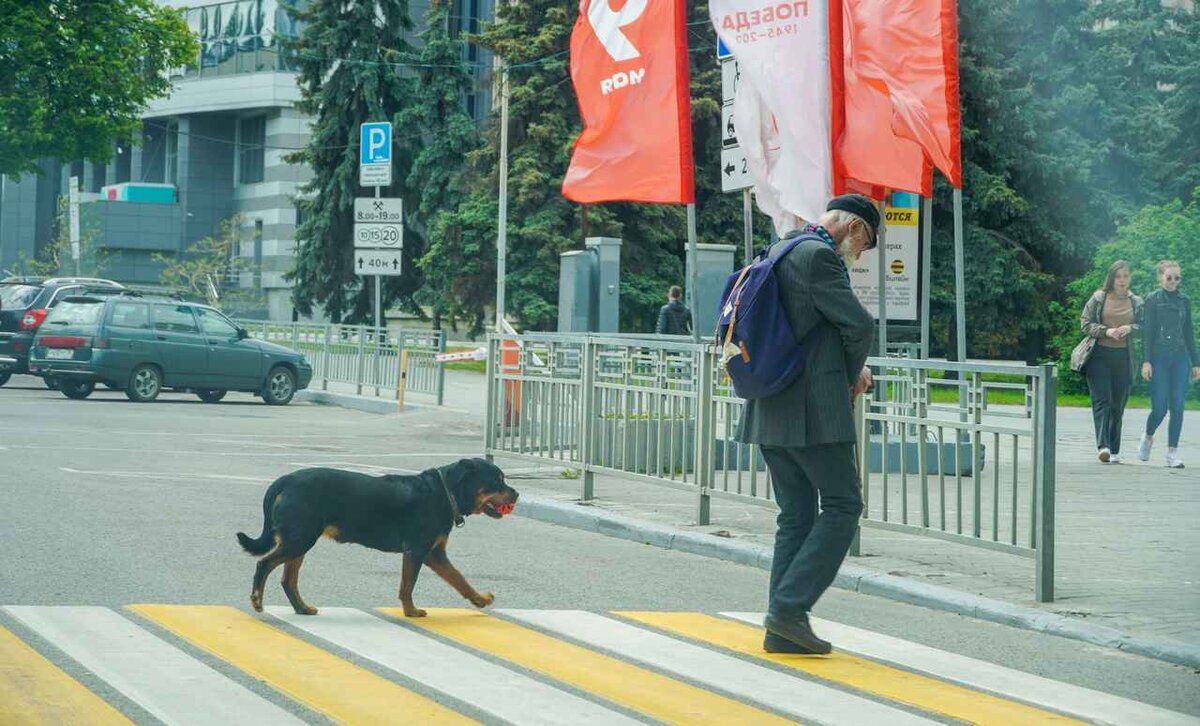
top-left (285, 0), bottom-right (419, 323)
top-left (407, 0), bottom-right (485, 331)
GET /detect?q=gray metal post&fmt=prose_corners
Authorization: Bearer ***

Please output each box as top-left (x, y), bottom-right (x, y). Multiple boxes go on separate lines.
top-left (1035, 364), bottom-right (1057, 602)
top-left (484, 335), bottom-right (498, 462)
top-left (355, 326), bottom-right (365, 396)
top-left (876, 199), bottom-right (888, 356)
top-left (322, 325), bottom-right (331, 391)
top-left (436, 331), bottom-right (446, 406)
top-left (496, 67), bottom-right (510, 331)
top-left (580, 338), bottom-right (596, 500)
top-left (695, 348), bottom-right (713, 525)
top-left (953, 187), bottom-right (968, 421)
top-left (742, 188), bottom-right (754, 266)
top-left (374, 185), bottom-right (382, 332)
top-left (920, 196), bottom-right (933, 358)
top-left (686, 203), bottom-right (699, 342)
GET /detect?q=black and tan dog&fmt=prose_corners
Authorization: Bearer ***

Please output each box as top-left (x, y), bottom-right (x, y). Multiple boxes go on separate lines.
top-left (236, 457), bottom-right (518, 617)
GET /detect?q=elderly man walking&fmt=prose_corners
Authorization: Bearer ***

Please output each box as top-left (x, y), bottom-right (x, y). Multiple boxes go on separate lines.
top-left (738, 193), bottom-right (877, 654)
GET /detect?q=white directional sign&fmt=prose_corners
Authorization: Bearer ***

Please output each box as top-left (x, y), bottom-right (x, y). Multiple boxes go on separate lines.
top-left (353, 197), bottom-right (404, 249)
top-left (721, 59), bottom-right (740, 105)
top-left (359, 122), bottom-right (393, 187)
top-left (355, 249), bottom-right (404, 276)
top-left (721, 104), bottom-right (738, 148)
top-left (68, 176), bottom-right (80, 260)
top-left (720, 147), bottom-right (752, 193)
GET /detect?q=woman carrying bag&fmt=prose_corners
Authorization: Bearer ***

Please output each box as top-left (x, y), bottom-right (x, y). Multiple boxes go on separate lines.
top-left (1071, 260), bottom-right (1143, 463)
top-left (1138, 260), bottom-right (1199, 468)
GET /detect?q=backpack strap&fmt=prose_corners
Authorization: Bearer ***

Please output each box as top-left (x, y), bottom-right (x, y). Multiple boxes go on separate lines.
top-left (767, 233), bottom-right (821, 263)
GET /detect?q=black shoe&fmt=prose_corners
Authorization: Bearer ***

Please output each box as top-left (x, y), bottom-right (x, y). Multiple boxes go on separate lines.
top-left (763, 612), bottom-right (832, 655)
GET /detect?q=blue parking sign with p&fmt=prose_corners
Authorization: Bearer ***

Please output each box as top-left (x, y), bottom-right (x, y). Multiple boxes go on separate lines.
top-left (360, 122), bottom-right (392, 165)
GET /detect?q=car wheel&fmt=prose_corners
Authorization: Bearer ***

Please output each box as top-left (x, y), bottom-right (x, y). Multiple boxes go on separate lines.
top-left (60, 380), bottom-right (95, 400)
top-left (43, 376), bottom-right (59, 390)
top-left (196, 389), bottom-right (227, 403)
top-left (0, 373), bottom-right (10, 387)
top-left (262, 366), bottom-right (296, 405)
top-left (126, 364), bottom-right (162, 402)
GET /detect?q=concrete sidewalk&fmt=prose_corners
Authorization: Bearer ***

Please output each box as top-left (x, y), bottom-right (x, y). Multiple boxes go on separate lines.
top-left (315, 370), bottom-right (1200, 659)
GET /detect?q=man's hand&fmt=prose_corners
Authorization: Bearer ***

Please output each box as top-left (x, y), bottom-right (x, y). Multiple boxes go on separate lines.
top-left (1105, 328), bottom-right (1125, 341)
top-left (1142, 362), bottom-right (1153, 382)
top-left (851, 366), bottom-right (874, 398)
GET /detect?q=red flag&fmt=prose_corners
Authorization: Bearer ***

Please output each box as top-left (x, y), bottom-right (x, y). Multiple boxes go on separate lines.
top-left (833, 0), bottom-right (962, 195)
top-left (562, 0), bottom-right (695, 204)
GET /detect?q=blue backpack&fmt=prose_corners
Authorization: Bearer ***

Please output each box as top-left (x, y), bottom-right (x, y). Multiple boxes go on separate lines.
top-left (715, 233), bottom-right (819, 399)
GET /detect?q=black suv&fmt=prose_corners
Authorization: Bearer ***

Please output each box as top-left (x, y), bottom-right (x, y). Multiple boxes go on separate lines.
top-left (0, 277), bottom-right (124, 386)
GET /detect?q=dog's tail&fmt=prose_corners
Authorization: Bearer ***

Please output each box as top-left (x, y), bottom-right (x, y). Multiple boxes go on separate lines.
top-left (237, 474), bottom-right (290, 555)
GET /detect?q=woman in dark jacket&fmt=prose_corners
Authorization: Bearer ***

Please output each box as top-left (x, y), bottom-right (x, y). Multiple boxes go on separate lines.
top-left (1138, 260), bottom-right (1199, 468)
top-left (1079, 260), bottom-right (1143, 463)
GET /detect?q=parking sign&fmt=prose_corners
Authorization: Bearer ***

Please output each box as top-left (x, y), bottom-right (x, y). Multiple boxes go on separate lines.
top-left (360, 122), bottom-right (392, 165)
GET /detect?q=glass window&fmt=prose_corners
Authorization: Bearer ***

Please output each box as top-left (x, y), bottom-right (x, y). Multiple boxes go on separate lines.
top-left (0, 284), bottom-right (42, 309)
top-left (108, 302), bottom-right (152, 330)
top-left (165, 122), bottom-right (179, 186)
top-left (44, 301), bottom-right (104, 328)
top-left (196, 307), bottom-right (240, 337)
top-left (239, 116), bottom-right (265, 184)
top-left (153, 305), bottom-right (199, 334)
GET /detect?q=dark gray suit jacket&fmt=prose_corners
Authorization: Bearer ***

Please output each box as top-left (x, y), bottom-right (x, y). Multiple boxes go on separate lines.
top-left (737, 238), bottom-right (874, 448)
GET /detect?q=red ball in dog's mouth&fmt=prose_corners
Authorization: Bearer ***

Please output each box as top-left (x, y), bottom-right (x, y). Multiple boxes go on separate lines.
top-left (493, 502), bottom-right (516, 516)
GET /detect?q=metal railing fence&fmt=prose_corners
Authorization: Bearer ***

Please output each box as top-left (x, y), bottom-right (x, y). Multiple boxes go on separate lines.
top-left (240, 320), bottom-right (446, 404)
top-left (485, 332), bottom-right (1057, 601)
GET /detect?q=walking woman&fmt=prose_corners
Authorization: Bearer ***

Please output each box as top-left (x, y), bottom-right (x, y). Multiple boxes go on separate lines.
top-left (1078, 261), bottom-right (1143, 463)
top-left (1139, 261), bottom-right (1199, 468)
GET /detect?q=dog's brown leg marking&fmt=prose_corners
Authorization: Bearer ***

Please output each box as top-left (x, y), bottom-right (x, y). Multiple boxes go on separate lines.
top-left (399, 550), bottom-right (426, 618)
top-left (426, 544), bottom-right (493, 609)
top-left (281, 555), bottom-right (317, 615)
top-left (250, 535), bottom-right (284, 612)
top-left (322, 525), bottom-right (340, 541)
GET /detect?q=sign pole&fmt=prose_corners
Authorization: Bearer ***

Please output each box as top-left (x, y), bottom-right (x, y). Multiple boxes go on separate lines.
top-left (920, 195), bottom-right (933, 358)
top-left (686, 202), bottom-right (699, 342)
top-left (953, 187), bottom-right (966, 364)
top-left (876, 198), bottom-right (888, 357)
top-left (68, 176), bottom-right (80, 276)
top-left (742, 188), bottom-right (753, 265)
top-left (496, 66), bottom-right (510, 332)
top-left (374, 185), bottom-right (382, 331)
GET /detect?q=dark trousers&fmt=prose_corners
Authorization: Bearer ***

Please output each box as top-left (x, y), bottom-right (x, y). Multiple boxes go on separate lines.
top-left (1085, 345), bottom-right (1132, 454)
top-left (1146, 351), bottom-right (1191, 448)
top-left (760, 443), bottom-right (863, 616)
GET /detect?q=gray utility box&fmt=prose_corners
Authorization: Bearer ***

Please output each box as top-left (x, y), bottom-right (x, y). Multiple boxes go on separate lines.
top-left (557, 237), bottom-right (622, 333)
top-left (694, 244), bottom-right (736, 338)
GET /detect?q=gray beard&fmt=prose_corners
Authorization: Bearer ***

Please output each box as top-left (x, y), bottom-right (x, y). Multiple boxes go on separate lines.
top-left (838, 238), bottom-right (858, 265)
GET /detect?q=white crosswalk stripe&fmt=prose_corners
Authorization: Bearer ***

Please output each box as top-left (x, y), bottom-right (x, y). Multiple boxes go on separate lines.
top-left (4, 606), bottom-right (304, 726)
top-left (724, 611), bottom-right (1200, 726)
top-left (499, 609), bottom-right (939, 726)
top-left (266, 607), bottom-right (641, 725)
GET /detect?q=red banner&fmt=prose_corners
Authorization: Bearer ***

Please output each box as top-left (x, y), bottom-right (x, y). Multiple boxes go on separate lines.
top-left (562, 0), bottom-right (695, 204)
top-left (833, 0), bottom-right (961, 196)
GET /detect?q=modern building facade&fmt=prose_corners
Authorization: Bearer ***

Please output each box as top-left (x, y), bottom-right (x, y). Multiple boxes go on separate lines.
top-left (0, 0), bottom-right (493, 321)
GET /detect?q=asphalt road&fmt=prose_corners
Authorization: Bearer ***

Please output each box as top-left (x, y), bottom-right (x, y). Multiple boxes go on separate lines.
top-left (1, 374), bottom-right (1197, 720)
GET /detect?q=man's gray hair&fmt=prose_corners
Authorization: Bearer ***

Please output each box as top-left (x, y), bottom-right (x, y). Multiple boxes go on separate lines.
top-left (826, 209), bottom-right (867, 228)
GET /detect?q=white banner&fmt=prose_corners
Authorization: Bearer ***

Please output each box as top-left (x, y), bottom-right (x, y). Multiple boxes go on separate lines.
top-left (710, 0), bottom-right (831, 233)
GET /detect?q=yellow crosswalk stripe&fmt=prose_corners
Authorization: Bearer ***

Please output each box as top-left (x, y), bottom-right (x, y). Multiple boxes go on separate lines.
top-left (130, 605), bottom-right (473, 725)
top-left (380, 608), bottom-right (797, 725)
top-left (616, 612), bottom-right (1086, 726)
top-left (0, 624), bottom-right (130, 726)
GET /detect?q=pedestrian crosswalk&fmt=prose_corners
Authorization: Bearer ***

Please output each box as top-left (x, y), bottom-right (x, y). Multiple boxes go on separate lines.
top-left (1, 605), bottom-right (1195, 726)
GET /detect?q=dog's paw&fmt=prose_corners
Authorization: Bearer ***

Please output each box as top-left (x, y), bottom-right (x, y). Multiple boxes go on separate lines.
top-left (403, 607), bottom-right (428, 618)
top-left (250, 591), bottom-right (263, 612)
top-left (296, 605), bottom-right (318, 616)
top-left (471, 592), bottom-right (495, 608)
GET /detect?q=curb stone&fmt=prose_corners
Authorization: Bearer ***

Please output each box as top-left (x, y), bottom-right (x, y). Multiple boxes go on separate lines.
top-left (515, 494), bottom-right (1200, 670)
top-left (295, 390), bottom-right (400, 415)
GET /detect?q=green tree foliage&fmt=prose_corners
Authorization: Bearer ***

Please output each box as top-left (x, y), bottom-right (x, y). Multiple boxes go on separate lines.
top-left (0, 0), bottom-right (196, 175)
top-left (285, 0), bottom-right (421, 323)
top-left (154, 214), bottom-right (260, 314)
top-left (1051, 192), bottom-right (1200, 394)
top-left (21, 198), bottom-right (110, 279)
top-left (406, 0), bottom-right (485, 331)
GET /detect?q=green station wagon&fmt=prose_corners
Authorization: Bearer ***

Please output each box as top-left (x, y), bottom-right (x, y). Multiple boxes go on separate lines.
top-left (28, 293), bottom-right (313, 404)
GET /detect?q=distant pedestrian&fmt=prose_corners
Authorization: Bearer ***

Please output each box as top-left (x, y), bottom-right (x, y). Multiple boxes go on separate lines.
top-left (738, 193), bottom-right (877, 655)
top-left (1074, 260), bottom-right (1143, 463)
top-left (655, 285), bottom-right (692, 336)
top-left (1139, 261), bottom-right (1198, 468)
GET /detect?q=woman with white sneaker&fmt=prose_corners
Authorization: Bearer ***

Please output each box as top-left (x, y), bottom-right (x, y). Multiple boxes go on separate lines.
top-left (1074, 261), bottom-right (1143, 464)
top-left (1138, 260), bottom-right (1198, 468)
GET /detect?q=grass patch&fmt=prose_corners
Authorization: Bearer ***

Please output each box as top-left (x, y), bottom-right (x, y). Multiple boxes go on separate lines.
top-left (560, 468), bottom-right (582, 480)
top-left (926, 387), bottom-right (1200, 410)
top-left (442, 346), bottom-right (487, 374)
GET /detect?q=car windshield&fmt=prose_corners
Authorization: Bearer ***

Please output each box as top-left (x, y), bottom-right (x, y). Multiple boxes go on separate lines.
top-left (0, 284), bottom-right (41, 309)
top-left (44, 300), bottom-right (104, 328)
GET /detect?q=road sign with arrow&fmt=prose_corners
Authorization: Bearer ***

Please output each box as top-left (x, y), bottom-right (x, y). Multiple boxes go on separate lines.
top-left (355, 249), bottom-right (404, 276)
top-left (720, 147), bottom-right (751, 193)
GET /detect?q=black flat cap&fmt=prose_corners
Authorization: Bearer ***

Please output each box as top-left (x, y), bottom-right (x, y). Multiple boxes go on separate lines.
top-left (826, 193), bottom-right (880, 248)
